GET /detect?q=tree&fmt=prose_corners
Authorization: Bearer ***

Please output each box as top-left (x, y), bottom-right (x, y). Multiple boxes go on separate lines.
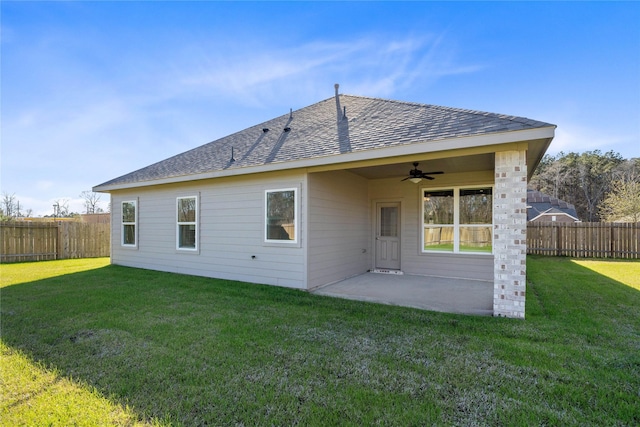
top-left (80, 191), bottom-right (103, 214)
top-left (529, 153), bottom-right (572, 199)
top-left (599, 180), bottom-right (640, 222)
top-left (530, 150), bottom-right (625, 221)
top-left (52, 199), bottom-right (69, 218)
top-left (573, 151), bottom-right (623, 221)
top-left (612, 158), bottom-right (640, 183)
top-left (1, 192), bottom-right (17, 219)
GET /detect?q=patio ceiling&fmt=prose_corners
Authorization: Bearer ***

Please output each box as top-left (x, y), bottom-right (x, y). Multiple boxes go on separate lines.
top-left (345, 153), bottom-right (495, 180)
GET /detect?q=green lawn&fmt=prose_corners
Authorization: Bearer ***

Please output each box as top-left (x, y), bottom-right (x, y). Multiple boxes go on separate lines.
top-left (423, 244), bottom-right (492, 253)
top-left (1, 257), bottom-right (639, 426)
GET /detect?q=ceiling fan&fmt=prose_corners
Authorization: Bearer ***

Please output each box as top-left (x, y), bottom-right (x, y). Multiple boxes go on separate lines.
top-left (401, 162), bottom-right (444, 183)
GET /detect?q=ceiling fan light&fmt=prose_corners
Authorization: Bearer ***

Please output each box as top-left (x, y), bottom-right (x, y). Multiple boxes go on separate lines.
top-left (409, 177), bottom-right (423, 184)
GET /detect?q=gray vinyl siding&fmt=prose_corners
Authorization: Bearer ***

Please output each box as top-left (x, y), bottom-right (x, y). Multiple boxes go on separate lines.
top-left (307, 170), bottom-right (370, 288)
top-left (368, 170), bottom-right (494, 281)
top-left (110, 171), bottom-right (307, 288)
top-left (109, 166), bottom-right (495, 289)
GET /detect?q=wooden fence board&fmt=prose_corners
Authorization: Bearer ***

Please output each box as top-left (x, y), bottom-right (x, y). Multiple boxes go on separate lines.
top-left (527, 222), bottom-right (639, 259)
top-left (0, 222), bottom-right (110, 263)
top-left (2, 221), bottom-right (638, 262)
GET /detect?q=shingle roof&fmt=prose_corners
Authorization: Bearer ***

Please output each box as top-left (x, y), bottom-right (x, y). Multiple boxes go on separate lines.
top-left (96, 94), bottom-right (555, 189)
top-left (527, 189), bottom-right (579, 221)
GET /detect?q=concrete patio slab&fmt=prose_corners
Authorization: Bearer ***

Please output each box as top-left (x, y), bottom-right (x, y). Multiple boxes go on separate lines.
top-left (312, 273), bottom-right (494, 316)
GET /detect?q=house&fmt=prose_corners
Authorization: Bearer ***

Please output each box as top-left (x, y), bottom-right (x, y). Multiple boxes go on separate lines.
top-left (527, 190), bottom-right (580, 223)
top-left (94, 86), bottom-right (556, 318)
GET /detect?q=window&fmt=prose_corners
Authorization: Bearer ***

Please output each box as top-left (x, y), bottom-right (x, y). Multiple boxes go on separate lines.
top-left (265, 188), bottom-right (297, 243)
top-left (380, 206), bottom-right (399, 238)
top-left (121, 200), bottom-right (137, 247)
top-left (459, 188), bottom-right (492, 253)
top-left (423, 187), bottom-right (492, 254)
top-left (177, 196), bottom-right (198, 251)
top-left (423, 190), bottom-right (454, 251)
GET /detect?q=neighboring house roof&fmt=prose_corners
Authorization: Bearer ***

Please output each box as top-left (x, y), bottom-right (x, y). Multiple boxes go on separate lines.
top-left (527, 189), bottom-right (580, 222)
top-left (95, 93), bottom-right (555, 192)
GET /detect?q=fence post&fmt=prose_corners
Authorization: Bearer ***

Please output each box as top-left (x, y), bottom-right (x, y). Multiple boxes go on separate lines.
top-left (56, 222), bottom-right (62, 259)
top-left (610, 224), bottom-right (614, 258)
top-left (57, 222), bottom-right (70, 259)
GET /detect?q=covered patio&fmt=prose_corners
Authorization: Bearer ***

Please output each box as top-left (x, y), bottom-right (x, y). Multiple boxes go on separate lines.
top-left (311, 272), bottom-right (494, 316)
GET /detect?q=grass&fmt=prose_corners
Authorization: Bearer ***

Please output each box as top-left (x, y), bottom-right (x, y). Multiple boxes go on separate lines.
top-left (424, 244), bottom-right (492, 253)
top-left (1, 256), bottom-right (639, 426)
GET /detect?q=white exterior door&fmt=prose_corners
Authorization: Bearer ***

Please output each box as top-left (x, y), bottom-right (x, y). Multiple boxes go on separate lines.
top-left (375, 202), bottom-right (401, 270)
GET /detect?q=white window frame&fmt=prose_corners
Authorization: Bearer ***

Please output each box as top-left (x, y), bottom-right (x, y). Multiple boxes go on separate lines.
top-left (422, 189), bottom-right (455, 253)
top-left (176, 195), bottom-right (199, 252)
top-left (121, 200), bottom-right (137, 248)
top-left (421, 185), bottom-right (493, 255)
top-left (264, 187), bottom-right (298, 245)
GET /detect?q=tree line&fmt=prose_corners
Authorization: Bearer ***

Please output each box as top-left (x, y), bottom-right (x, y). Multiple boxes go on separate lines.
top-left (1, 191), bottom-right (106, 221)
top-left (529, 150), bottom-right (639, 222)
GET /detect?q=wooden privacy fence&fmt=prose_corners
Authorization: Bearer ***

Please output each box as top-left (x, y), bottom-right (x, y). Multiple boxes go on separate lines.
top-left (527, 222), bottom-right (639, 259)
top-left (0, 222), bottom-right (110, 263)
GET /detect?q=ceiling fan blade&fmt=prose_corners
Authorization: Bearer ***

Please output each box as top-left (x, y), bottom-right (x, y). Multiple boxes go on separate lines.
top-left (402, 162), bottom-right (444, 181)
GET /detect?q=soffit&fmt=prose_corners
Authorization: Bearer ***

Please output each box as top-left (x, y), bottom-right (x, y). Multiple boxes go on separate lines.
top-left (346, 153), bottom-right (495, 180)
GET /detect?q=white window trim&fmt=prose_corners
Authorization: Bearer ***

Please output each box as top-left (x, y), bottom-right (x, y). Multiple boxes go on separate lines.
top-left (421, 185), bottom-right (494, 255)
top-left (176, 195), bottom-right (199, 252)
top-left (264, 187), bottom-right (299, 245)
top-left (121, 199), bottom-right (138, 248)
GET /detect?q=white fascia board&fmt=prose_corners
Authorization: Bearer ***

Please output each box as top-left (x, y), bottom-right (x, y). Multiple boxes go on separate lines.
top-left (529, 212), bottom-right (580, 223)
top-left (93, 126), bottom-right (556, 192)
top-left (528, 213), bottom-right (546, 222)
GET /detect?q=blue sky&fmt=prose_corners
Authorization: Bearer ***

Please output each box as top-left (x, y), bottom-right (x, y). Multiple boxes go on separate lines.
top-left (2, 1), bottom-right (639, 216)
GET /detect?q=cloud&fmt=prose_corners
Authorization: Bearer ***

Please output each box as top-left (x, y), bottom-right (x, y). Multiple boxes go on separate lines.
top-left (549, 122), bottom-right (637, 158)
top-left (176, 39), bottom-right (367, 106)
top-left (176, 34), bottom-right (482, 106)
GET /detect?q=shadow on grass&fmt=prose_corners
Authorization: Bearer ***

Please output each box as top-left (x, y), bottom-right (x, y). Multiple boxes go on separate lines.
top-left (1, 340), bottom-right (146, 426)
top-left (1, 259), bottom-right (639, 425)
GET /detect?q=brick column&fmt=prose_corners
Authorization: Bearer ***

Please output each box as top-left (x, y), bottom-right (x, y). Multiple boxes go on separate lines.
top-left (493, 150), bottom-right (528, 318)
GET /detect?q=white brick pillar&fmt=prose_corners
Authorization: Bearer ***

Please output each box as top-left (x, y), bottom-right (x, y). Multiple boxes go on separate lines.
top-left (493, 150), bottom-right (528, 318)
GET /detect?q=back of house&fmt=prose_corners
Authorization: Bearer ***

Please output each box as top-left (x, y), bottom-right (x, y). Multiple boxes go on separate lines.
top-left (95, 87), bottom-right (555, 318)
